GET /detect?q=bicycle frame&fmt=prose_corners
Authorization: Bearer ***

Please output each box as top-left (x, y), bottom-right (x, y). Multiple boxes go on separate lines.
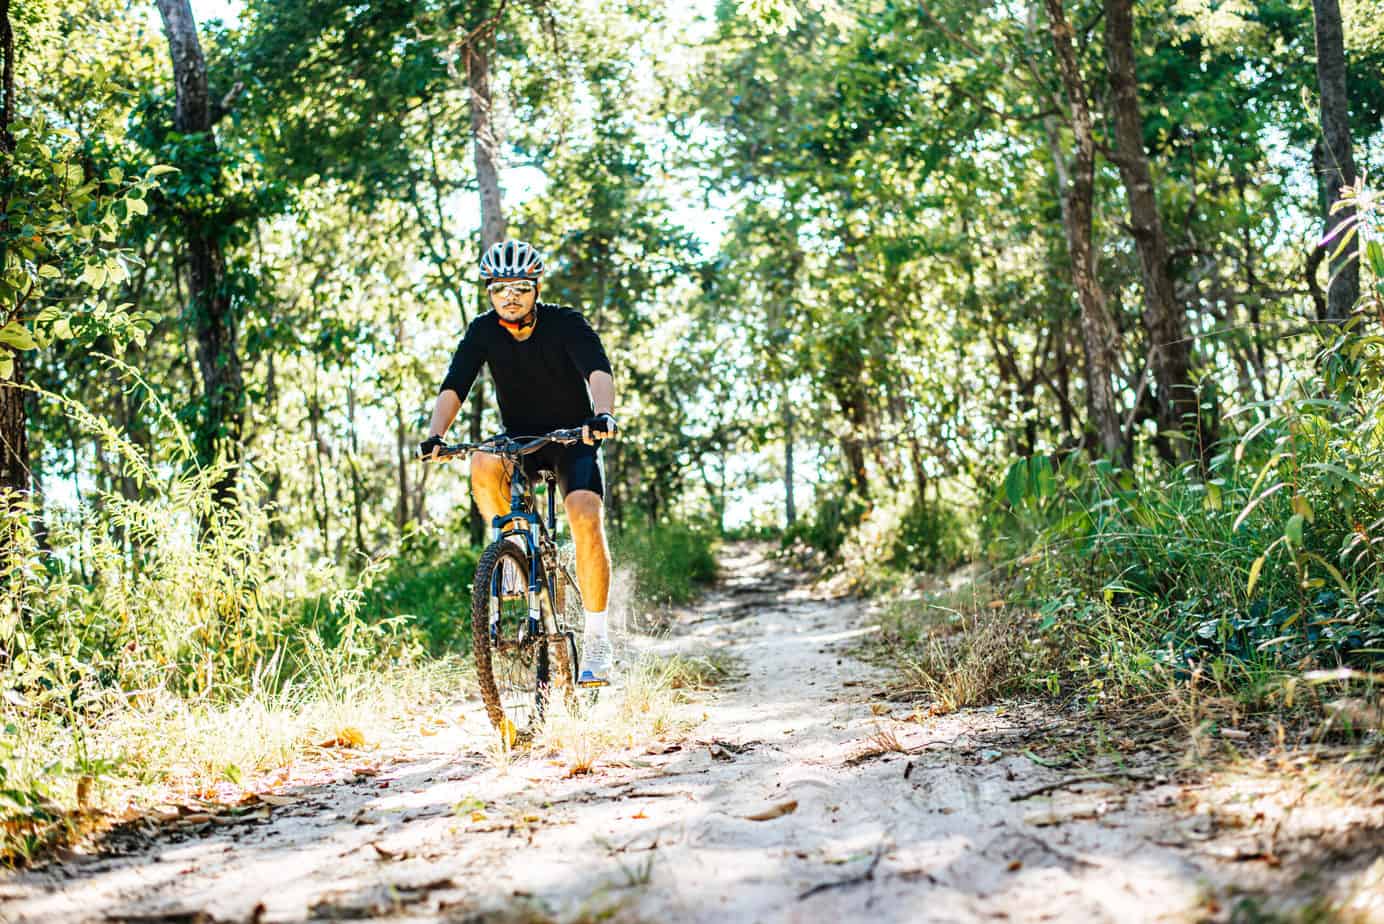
top-left (430, 429), bottom-right (583, 649)
top-left (492, 463), bottom-right (562, 644)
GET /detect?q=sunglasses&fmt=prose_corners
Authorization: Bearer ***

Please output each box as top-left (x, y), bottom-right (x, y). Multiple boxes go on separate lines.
top-left (486, 280), bottom-right (537, 297)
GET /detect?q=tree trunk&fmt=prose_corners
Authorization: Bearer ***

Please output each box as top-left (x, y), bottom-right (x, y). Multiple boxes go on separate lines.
top-left (394, 400), bottom-right (409, 533)
top-left (346, 376), bottom-right (365, 563)
top-left (0, 0), bottom-right (26, 502)
top-left (782, 393), bottom-right (796, 528)
top-left (155, 0), bottom-right (242, 506)
top-left (465, 24), bottom-right (505, 544)
top-left (466, 33), bottom-right (507, 250)
top-left (1104, 0), bottom-right (1197, 462)
top-left (1043, 0), bottom-right (1125, 461)
top-left (1311, 0), bottom-right (1359, 322)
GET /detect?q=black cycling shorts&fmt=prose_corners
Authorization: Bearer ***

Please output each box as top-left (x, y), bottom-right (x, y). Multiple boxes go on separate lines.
top-left (514, 438), bottom-right (605, 500)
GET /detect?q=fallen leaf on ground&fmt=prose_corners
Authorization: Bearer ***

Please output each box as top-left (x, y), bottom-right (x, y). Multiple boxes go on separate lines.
top-left (255, 793), bottom-right (300, 807)
top-left (869, 703), bottom-right (891, 716)
top-left (319, 726), bottom-right (366, 748)
top-left (744, 800), bottom-right (798, 821)
top-left (372, 841), bottom-right (408, 860)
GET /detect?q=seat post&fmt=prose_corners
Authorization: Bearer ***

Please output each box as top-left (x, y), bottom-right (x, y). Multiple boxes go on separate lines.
top-left (546, 474), bottom-right (557, 532)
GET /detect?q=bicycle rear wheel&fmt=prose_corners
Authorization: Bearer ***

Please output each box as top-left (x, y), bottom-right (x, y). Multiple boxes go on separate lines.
top-left (471, 540), bottom-right (549, 739)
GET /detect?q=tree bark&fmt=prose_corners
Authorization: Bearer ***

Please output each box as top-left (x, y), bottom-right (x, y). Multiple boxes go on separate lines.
top-left (1311, 0), bottom-right (1359, 322)
top-left (1043, 0), bottom-right (1125, 461)
top-left (0, 0), bottom-right (26, 502)
top-left (466, 33), bottom-right (507, 250)
top-left (782, 394), bottom-right (796, 528)
top-left (1104, 0), bottom-right (1198, 462)
top-left (464, 22), bottom-right (506, 544)
top-left (155, 0), bottom-right (243, 506)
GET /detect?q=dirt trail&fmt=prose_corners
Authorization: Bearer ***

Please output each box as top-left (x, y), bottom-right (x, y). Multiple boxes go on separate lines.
top-left (4, 544), bottom-right (1382, 923)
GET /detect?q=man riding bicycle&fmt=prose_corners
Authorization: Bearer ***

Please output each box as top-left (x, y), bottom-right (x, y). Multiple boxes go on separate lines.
top-left (420, 240), bottom-right (618, 687)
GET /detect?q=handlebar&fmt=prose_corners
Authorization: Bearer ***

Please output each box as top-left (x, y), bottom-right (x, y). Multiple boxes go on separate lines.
top-left (421, 427), bottom-right (586, 462)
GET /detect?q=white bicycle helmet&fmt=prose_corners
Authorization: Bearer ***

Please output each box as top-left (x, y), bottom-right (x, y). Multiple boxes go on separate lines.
top-left (479, 240), bottom-right (545, 280)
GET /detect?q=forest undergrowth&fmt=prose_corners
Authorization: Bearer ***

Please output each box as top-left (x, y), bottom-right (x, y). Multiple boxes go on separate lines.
top-left (839, 203), bottom-right (1384, 782)
top-left (0, 390), bottom-right (719, 866)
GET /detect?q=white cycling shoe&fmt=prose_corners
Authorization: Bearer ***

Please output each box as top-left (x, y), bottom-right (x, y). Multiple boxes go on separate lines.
top-left (578, 636), bottom-right (613, 687)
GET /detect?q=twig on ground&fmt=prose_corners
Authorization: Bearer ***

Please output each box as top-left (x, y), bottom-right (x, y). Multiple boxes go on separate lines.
top-left (798, 842), bottom-right (887, 900)
top-left (1009, 771), bottom-right (1151, 802)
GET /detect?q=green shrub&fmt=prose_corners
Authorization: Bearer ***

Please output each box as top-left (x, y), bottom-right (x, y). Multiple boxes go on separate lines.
top-left (305, 524), bottom-right (480, 657)
top-left (613, 520), bottom-right (719, 606)
top-left (992, 347), bottom-right (1384, 701)
top-left (890, 499), bottom-right (973, 573)
top-left (782, 493), bottom-right (869, 557)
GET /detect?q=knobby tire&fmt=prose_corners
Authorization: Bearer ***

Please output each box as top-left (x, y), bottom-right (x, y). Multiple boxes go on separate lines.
top-left (472, 541), bottom-right (547, 737)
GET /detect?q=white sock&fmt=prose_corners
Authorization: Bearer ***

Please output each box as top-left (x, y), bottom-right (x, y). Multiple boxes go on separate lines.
top-left (585, 610), bottom-right (608, 640)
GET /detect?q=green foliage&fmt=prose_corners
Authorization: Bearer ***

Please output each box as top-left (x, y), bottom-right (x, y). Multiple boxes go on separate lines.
top-left (783, 493), bottom-right (868, 557)
top-left (334, 525), bottom-right (481, 656)
top-left (0, 118), bottom-right (163, 375)
top-left (889, 500), bottom-right (972, 574)
top-left (613, 521), bottom-right (719, 607)
top-left (994, 346), bottom-right (1384, 699)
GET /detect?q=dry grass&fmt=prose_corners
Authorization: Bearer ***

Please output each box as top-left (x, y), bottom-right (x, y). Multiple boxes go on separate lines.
top-left (535, 652), bottom-right (722, 777)
top-left (896, 608), bottom-right (1025, 714)
top-left (1, 658), bottom-right (470, 864)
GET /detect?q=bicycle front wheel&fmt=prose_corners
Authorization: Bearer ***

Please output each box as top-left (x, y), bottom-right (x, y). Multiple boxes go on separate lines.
top-left (471, 540), bottom-right (549, 740)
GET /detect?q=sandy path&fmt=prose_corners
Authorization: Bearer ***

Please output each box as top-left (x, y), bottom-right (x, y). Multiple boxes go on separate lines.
top-left (3, 544), bottom-right (1379, 923)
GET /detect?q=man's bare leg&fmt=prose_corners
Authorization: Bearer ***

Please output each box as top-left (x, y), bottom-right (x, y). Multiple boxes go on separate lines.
top-left (469, 452), bottom-right (514, 528)
top-left (564, 490), bottom-right (610, 610)
top-left (566, 489), bottom-right (612, 684)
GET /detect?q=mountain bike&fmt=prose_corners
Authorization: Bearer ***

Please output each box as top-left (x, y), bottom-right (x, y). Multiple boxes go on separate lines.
top-left (424, 428), bottom-right (588, 740)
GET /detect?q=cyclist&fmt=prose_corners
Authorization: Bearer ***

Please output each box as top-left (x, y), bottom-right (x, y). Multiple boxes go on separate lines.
top-left (420, 240), bottom-right (618, 687)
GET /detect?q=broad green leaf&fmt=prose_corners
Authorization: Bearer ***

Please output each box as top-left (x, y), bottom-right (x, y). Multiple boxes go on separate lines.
top-left (36, 264), bottom-right (60, 279)
top-left (1290, 494), bottom-right (1314, 523)
top-left (107, 166), bottom-right (124, 184)
top-left (0, 323), bottom-right (37, 351)
top-left (79, 263), bottom-right (108, 288)
top-left (1003, 460), bottom-right (1028, 507)
top-left (1204, 480), bottom-right (1222, 511)
top-left (1285, 513), bottom-right (1304, 545)
top-left (0, 353), bottom-right (15, 380)
top-left (146, 165), bottom-right (180, 177)
top-left (52, 318), bottom-right (72, 340)
top-left (1367, 240), bottom-right (1384, 277)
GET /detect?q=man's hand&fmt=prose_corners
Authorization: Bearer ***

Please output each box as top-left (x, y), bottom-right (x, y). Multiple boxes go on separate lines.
top-left (582, 413), bottom-right (618, 445)
top-left (419, 434), bottom-right (445, 460)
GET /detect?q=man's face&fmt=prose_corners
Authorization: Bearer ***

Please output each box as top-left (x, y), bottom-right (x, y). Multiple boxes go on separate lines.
top-left (488, 278), bottom-right (538, 322)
